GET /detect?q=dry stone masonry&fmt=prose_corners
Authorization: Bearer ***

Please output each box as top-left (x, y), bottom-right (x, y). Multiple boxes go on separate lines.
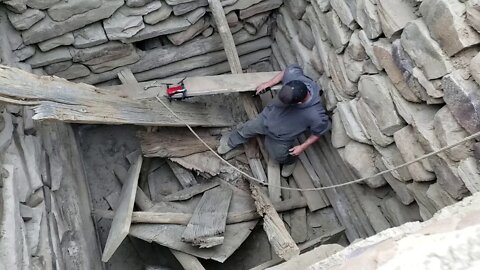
top-left (270, 0), bottom-right (480, 235)
top-left (0, 0), bottom-right (282, 84)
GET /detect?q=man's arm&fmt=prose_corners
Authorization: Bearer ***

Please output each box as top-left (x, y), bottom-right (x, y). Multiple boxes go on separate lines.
top-left (289, 134), bottom-right (320, 156)
top-left (255, 70), bottom-right (285, 94)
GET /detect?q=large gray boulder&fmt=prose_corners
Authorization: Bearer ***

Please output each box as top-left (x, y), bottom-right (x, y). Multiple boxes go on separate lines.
top-left (2, 0), bottom-right (27, 13)
top-left (420, 0), bottom-right (480, 56)
top-left (355, 98), bottom-right (394, 147)
top-left (458, 157), bottom-right (480, 193)
top-left (375, 156), bottom-right (414, 205)
top-left (401, 19), bottom-right (453, 80)
top-left (7, 8), bottom-right (45, 31)
top-left (325, 10), bottom-right (352, 53)
top-left (426, 183), bottom-right (458, 210)
top-left (406, 182), bottom-right (437, 220)
top-left (54, 64), bottom-right (90, 80)
top-left (284, 0), bottom-right (307, 19)
top-left (376, 0), bottom-right (417, 38)
top-left (380, 196), bottom-right (421, 226)
top-left (442, 70), bottom-right (480, 134)
top-left (434, 106), bottom-right (473, 162)
top-left (346, 30), bottom-right (367, 61)
top-left (38, 32), bottom-right (74, 52)
top-left (374, 143), bottom-right (412, 182)
top-left (13, 45), bottom-right (35, 61)
top-left (328, 51), bottom-right (358, 97)
top-left (372, 39), bottom-right (421, 103)
top-left (331, 109), bottom-right (350, 148)
top-left (25, 47), bottom-right (72, 68)
top-left (343, 141), bottom-right (387, 188)
top-left (144, 1), bottom-right (173, 25)
top-left (356, 0), bottom-right (382, 39)
top-left (394, 126), bottom-right (436, 182)
top-left (330, 0), bottom-right (356, 29)
top-left (430, 154), bottom-right (470, 200)
top-left (22, 0), bottom-right (124, 45)
top-left (72, 23), bottom-right (108, 49)
top-left (103, 12), bottom-right (145, 41)
top-left (336, 101), bottom-right (370, 144)
top-left (44, 61), bottom-right (73, 75)
top-left (47, 0), bottom-right (101, 22)
top-left (358, 74), bottom-right (405, 135)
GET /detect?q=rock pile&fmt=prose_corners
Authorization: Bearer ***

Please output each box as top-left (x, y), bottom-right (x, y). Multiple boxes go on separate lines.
top-left (0, 0), bottom-right (282, 84)
top-left (271, 0), bottom-right (480, 229)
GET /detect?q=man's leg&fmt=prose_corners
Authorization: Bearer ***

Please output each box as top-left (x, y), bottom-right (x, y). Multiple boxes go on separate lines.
top-left (227, 116), bottom-right (266, 148)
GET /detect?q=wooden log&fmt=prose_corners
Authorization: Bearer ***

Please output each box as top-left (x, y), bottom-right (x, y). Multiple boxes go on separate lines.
top-left (292, 162), bottom-right (329, 212)
top-left (167, 160), bottom-right (198, 188)
top-left (164, 181), bottom-right (220, 201)
top-left (139, 129), bottom-right (219, 158)
top-left (92, 196), bottom-right (308, 225)
top-left (249, 227), bottom-right (345, 270)
top-left (181, 187), bottom-right (233, 248)
top-left (102, 155), bottom-right (142, 262)
top-left (0, 65), bottom-right (234, 127)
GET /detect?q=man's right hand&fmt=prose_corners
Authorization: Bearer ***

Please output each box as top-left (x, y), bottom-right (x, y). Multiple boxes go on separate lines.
top-left (255, 82), bottom-right (271, 95)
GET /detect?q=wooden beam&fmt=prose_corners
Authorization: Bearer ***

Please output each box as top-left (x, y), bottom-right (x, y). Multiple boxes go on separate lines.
top-left (102, 155), bottom-right (142, 262)
top-left (0, 65), bottom-right (234, 127)
top-left (181, 187), bottom-right (233, 248)
top-left (208, 0), bottom-right (243, 73)
top-left (267, 157), bottom-right (282, 202)
top-left (113, 164), bottom-right (155, 211)
top-left (92, 197), bottom-right (307, 225)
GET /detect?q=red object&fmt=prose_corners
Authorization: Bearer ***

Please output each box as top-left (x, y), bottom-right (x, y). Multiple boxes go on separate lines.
top-left (167, 85), bottom-right (184, 95)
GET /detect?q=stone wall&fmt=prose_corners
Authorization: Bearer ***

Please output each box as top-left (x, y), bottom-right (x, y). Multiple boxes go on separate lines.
top-left (271, 0), bottom-right (480, 232)
top-left (0, 0), bottom-right (284, 85)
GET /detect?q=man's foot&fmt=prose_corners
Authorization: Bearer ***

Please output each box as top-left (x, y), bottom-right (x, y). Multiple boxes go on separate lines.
top-left (217, 132), bottom-right (233, 155)
top-left (281, 162), bottom-right (297, 177)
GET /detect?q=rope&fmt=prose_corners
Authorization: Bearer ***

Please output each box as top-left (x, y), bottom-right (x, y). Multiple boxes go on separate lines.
top-left (155, 95), bottom-right (480, 191)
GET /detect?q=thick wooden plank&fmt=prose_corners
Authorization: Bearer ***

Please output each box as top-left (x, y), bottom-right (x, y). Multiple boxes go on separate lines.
top-left (167, 160), bottom-right (198, 188)
top-left (139, 128), bottom-right (219, 158)
top-left (0, 65), bottom-right (234, 127)
top-left (113, 164), bottom-right (155, 211)
top-left (164, 181), bottom-right (220, 202)
top-left (267, 157), bottom-right (282, 202)
top-left (182, 187), bottom-right (233, 248)
top-left (292, 162), bottom-right (329, 211)
top-left (102, 155), bottom-right (142, 262)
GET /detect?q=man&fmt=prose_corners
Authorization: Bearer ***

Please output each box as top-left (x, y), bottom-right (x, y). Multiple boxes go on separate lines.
top-left (218, 64), bottom-right (331, 177)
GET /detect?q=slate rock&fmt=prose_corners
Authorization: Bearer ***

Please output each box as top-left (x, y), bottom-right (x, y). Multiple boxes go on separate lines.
top-left (346, 30), bottom-right (367, 61)
top-left (7, 8), bottom-right (44, 31)
top-left (401, 19), bottom-right (452, 81)
top-left (297, 20), bottom-right (315, 50)
top-left (336, 101), bottom-right (370, 144)
top-left (406, 182), bottom-right (437, 221)
top-left (356, 98), bottom-right (394, 147)
top-left (358, 30), bottom-right (382, 70)
top-left (126, 7), bottom-right (205, 43)
top-left (26, 0), bottom-right (60, 10)
top-left (47, 0), bottom-right (101, 22)
top-left (376, 0), bottom-right (417, 38)
top-left (313, 0), bottom-right (331, 12)
top-left (119, 1), bottom-right (163, 16)
top-left (426, 182), bottom-right (458, 210)
top-left (239, 0), bottom-right (283, 20)
top-left (434, 106), bottom-right (473, 162)
top-left (144, 1), bottom-right (173, 25)
top-left (284, 0), bottom-right (307, 20)
top-left (13, 45), bottom-right (35, 61)
top-left (26, 47), bottom-right (72, 68)
top-left (126, 0), bottom-right (155, 8)
top-left (73, 23), bottom-right (108, 49)
top-left (167, 17), bottom-right (209, 46)
top-left (442, 70), bottom-right (480, 134)
top-left (394, 126), bottom-right (436, 182)
top-left (330, 0), bottom-right (356, 29)
top-left (374, 144), bottom-right (412, 183)
top-left (430, 154), bottom-right (470, 200)
top-left (54, 64), bottom-right (90, 80)
top-left (380, 196), bottom-right (421, 226)
top-left (458, 157), bottom-right (480, 193)
top-left (328, 51), bottom-right (358, 97)
top-left (103, 12), bottom-right (145, 41)
top-left (331, 109), bottom-right (350, 148)
top-left (44, 61), bottom-right (73, 75)
top-left (343, 141), bottom-right (387, 188)
top-left (372, 39), bottom-right (421, 103)
top-left (467, 0), bottom-right (480, 33)
top-left (358, 74), bottom-right (405, 136)
top-left (173, 0), bottom-right (208, 16)
top-left (420, 0), bottom-right (480, 56)
top-left (38, 32), bottom-right (74, 52)
top-left (70, 42), bottom-right (135, 66)
top-left (89, 49), bottom-right (143, 73)
top-left (356, 0), bottom-right (382, 39)
top-left (344, 53), bottom-right (364, 83)
top-left (325, 10), bottom-right (352, 53)
top-left (474, 143), bottom-right (480, 160)
top-left (2, 0), bottom-right (27, 13)
top-left (470, 52), bottom-right (480, 86)
top-left (22, 0), bottom-right (124, 44)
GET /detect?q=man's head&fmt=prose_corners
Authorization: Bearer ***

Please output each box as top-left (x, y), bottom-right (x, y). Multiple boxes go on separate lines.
top-left (277, 80), bottom-right (309, 105)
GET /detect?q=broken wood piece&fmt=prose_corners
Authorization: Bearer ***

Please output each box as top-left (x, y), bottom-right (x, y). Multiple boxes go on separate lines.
top-left (249, 181), bottom-right (300, 260)
top-left (117, 69), bottom-right (143, 96)
top-left (292, 161), bottom-right (329, 212)
top-left (267, 157), bottom-right (281, 203)
top-left (250, 227), bottom-right (345, 270)
top-left (167, 160), bottom-right (198, 188)
top-left (181, 187), bottom-right (233, 248)
top-left (139, 128), bottom-right (219, 158)
top-left (93, 196), bottom-right (307, 225)
top-left (102, 155), bottom-right (142, 262)
top-left (0, 65), bottom-right (234, 127)
top-left (164, 181), bottom-right (220, 201)
top-left (170, 151), bottom-right (222, 178)
top-left (113, 164), bottom-right (155, 211)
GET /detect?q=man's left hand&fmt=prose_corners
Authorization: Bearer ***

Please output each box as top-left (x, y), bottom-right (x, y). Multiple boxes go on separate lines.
top-left (289, 145), bottom-right (306, 156)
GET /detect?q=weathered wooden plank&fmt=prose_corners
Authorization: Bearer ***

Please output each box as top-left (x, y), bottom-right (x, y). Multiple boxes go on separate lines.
top-left (117, 69), bottom-right (143, 96)
top-left (181, 187), bottom-right (233, 248)
top-left (170, 151), bottom-right (223, 177)
top-left (267, 157), bottom-right (282, 202)
top-left (167, 160), bottom-right (198, 188)
top-left (292, 161), bottom-right (329, 212)
top-left (102, 155), bottom-right (142, 262)
top-left (164, 181), bottom-right (220, 201)
top-left (0, 65), bottom-right (234, 127)
top-left (113, 164), bottom-right (155, 211)
top-left (139, 128), bottom-right (219, 158)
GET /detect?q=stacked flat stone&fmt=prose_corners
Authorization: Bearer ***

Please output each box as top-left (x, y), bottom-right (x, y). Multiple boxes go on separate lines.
top-left (1, 0), bottom-right (282, 83)
top-left (268, 0), bottom-right (480, 228)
